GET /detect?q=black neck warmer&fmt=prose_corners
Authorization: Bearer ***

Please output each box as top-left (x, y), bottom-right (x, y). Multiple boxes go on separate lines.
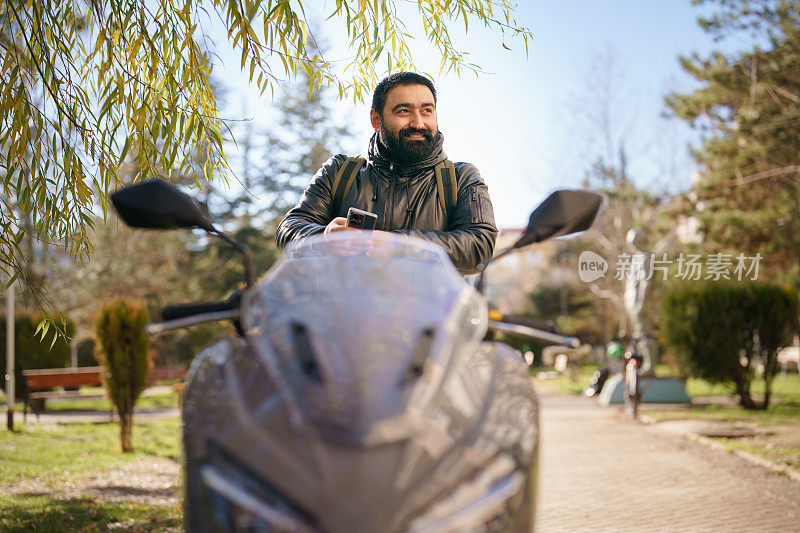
top-left (368, 131), bottom-right (447, 176)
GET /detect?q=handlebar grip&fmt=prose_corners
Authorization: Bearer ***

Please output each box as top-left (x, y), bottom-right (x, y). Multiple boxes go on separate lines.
top-left (161, 299), bottom-right (238, 321)
top-left (488, 310), bottom-right (560, 333)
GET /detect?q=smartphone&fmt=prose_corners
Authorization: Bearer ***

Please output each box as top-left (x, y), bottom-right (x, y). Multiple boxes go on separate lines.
top-left (346, 207), bottom-right (377, 230)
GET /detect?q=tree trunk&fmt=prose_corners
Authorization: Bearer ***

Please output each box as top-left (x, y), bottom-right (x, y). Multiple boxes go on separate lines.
top-left (759, 352), bottom-right (775, 410)
top-left (120, 413), bottom-right (133, 453)
top-left (734, 371), bottom-right (757, 409)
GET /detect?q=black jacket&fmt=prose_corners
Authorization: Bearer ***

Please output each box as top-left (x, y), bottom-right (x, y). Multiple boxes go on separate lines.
top-left (276, 134), bottom-right (497, 275)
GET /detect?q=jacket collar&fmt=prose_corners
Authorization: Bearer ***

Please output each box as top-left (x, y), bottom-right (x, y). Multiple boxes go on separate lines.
top-left (367, 132), bottom-right (447, 177)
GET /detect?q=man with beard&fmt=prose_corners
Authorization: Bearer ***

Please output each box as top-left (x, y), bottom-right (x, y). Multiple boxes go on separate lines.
top-left (276, 71), bottom-right (497, 275)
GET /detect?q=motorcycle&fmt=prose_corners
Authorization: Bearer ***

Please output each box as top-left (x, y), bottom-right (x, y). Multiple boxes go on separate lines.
top-left (110, 181), bottom-right (601, 532)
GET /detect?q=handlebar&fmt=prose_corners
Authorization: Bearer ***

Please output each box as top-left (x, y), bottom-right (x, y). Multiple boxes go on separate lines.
top-left (161, 291), bottom-right (242, 321)
top-left (488, 320), bottom-right (579, 347)
top-left (162, 300), bottom-right (238, 321)
top-left (146, 291), bottom-right (244, 335)
top-left (487, 309), bottom-right (578, 347)
top-left (146, 309), bottom-right (240, 335)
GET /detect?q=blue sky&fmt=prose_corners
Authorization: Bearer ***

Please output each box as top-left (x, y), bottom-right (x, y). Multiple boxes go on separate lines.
top-left (215, 1), bottom-right (731, 228)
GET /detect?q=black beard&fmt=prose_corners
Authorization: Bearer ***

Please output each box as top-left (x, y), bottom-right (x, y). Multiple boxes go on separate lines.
top-left (379, 123), bottom-right (437, 164)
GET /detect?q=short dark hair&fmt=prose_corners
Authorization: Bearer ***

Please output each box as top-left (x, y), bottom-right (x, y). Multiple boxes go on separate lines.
top-left (371, 72), bottom-right (437, 115)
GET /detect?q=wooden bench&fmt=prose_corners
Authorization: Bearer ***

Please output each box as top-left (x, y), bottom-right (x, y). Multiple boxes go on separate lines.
top-left (21, 365), bottom-right (187, 419)
top-left (148, 365), bottom-right (187, 383)
top-left (23, 366), bottom-right (105, 418)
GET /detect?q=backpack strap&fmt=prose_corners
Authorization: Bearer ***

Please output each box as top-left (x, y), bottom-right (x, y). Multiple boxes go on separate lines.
top-left (331, 155), bottom-right (366, 214)
top-left (434, 159), bottom-right (457, 222)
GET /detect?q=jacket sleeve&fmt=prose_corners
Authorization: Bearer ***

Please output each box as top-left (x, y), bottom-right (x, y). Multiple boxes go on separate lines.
top-left (393, 163), bottom-right (498, 275)
top-left (275, 155), bottom-right (345, 249)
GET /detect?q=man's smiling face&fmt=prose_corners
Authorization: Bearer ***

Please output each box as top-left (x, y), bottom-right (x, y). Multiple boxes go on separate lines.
top-left (370, 83), bottom-right (439, 163)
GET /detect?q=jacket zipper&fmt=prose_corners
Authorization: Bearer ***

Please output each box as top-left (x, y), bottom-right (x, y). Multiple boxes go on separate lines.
top-left (471, 186), bottom-right (481, 223)
top-left (384, 164), bottom-right (394, 230)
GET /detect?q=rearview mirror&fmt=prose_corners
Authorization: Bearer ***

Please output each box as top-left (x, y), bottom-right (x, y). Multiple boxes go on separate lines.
top-left (110, 179), bottom-right (216, 233)
top-left (476, 189), bottom-right (602, 293)
top-left (512, 189), bottom-right (601, 249)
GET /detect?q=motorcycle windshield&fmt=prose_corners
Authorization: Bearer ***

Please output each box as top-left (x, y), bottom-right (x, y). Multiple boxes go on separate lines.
top-left (259, 231), bottom-right (465, 311)
top-left (241, 232), bottom-right (486, 442)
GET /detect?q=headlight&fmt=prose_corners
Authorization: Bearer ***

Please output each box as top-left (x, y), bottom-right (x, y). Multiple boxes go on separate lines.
top-left (200, 443), bottom-right (317, 533)
top-left (408, 455), bottom-right (525, 533)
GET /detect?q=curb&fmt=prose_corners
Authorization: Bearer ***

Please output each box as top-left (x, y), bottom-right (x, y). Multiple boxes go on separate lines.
top-left (640, 413), bottom-right (800, 483)
top-left (686, 433), bottom-right (800, 483)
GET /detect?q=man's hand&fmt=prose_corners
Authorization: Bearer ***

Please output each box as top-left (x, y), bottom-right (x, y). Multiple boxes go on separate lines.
top-left (324, 217), bottom-right (355, 235)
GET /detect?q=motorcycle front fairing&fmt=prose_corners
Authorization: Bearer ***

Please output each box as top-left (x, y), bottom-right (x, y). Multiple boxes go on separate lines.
top-left (183, 232), bottom-right (538, 532)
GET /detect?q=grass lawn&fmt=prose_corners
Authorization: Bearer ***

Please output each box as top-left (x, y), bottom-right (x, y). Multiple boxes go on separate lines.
top-left (715, 439), bottom-right (800, 470)
top-left (534, 363), bottom-right (684, 395)
top-left (45, 388), bottom-right (180, 412)
top-left (0, 494), bottom-right (182, 532)
top-left (535, 364), bottom-right (800, 421)
top-left (683, 372), bottom-right (800, 404)
top-left (645, 373), bottom-right (800, 426)
top-left (0, 417), bottom-right (181, 484)
top-left (534, 365), bottom-right (599, 395)
top-left (644, 400), bottom-right (800, 425)
top-left (0, 417), bottom-right (183, 531)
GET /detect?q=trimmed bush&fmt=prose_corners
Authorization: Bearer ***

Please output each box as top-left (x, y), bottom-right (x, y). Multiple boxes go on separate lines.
top-left (661, 281), bottom-right (797, 409)
top-left (0, 313), bottom-right (74, 400)
top-left (76, 338), bottom-right (98, 367)
top-left (95, 300), bottom-right (150, 452)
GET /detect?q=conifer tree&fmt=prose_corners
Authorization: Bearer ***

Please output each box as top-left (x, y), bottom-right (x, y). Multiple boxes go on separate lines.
top-left (667, 0), bottom-right (800, 281)
top-left (95, 299), bottom-right (149, 453)
top-left (194, 54), bottom-right (355, 298)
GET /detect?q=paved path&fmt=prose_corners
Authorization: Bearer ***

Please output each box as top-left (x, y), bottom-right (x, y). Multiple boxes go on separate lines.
top-left (535, 389), bottom-right (800, 532)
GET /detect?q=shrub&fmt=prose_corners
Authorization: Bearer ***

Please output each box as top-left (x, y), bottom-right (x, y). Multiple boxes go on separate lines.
top-left (95, 300), bottom-right (150, 452)
top-left (661, 281), bottom-right (797, 409)
top-left (76, 338), bottom-right (98, 367)
top-left (0, 313), bottom-right (74, 400)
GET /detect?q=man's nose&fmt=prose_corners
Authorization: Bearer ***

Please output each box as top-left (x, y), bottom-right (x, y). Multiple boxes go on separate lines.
top-left (409, 111), bottom-right (425, 128)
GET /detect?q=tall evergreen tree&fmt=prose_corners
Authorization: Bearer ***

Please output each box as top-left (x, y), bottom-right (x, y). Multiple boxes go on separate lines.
top-left (246, 72), bottom-right (354, 223)
top-left (667, 0), bottom-right (800, 282)
top-left (190, 65), bottom-right (356, 300)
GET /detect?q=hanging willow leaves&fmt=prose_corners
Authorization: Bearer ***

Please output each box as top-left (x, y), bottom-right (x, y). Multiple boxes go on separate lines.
top-left (0, 0), bottom-right (532, 334)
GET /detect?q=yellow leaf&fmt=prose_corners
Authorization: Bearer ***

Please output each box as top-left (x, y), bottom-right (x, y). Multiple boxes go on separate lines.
top-left (246, 21), bottom-right (261, 47)
top-left (94, 29), bottom-right (106, 56)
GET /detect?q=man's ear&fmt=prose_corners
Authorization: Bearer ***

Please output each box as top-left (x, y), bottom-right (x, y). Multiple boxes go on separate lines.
top-left (370, 108), bottom-right (381, 133)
